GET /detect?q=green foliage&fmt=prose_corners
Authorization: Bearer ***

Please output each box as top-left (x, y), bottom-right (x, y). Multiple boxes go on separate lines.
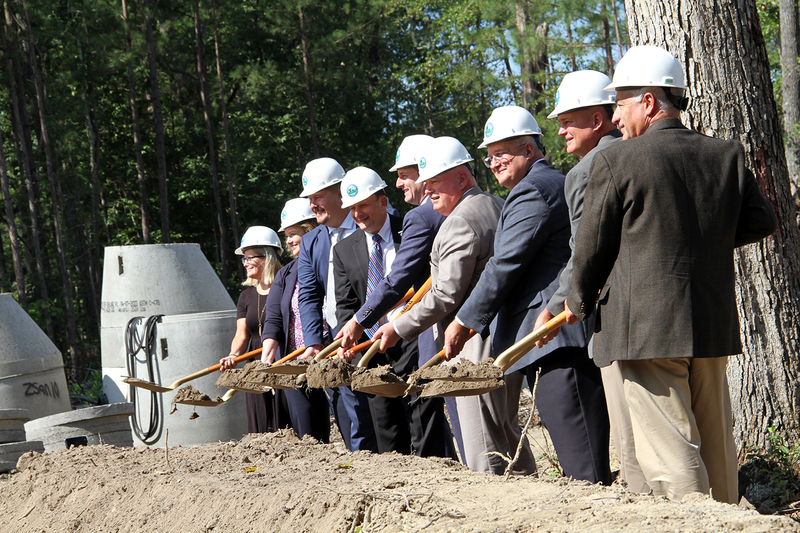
top-left (68, 369), bottom-right (105, 407)
top-left (741, 426), bottom-right (800, 513)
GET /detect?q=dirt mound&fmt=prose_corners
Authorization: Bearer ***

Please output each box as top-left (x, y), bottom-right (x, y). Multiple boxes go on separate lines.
top-left (306, 357), bottom-right (356, 388)
top-left (0, 432), bottom-right (797, 532)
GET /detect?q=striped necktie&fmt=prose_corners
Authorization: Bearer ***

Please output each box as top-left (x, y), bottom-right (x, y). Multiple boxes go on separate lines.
top-left (365, 234), bottom-right (384, 338)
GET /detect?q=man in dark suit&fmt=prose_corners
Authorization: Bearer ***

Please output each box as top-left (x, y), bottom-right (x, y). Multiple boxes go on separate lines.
top-left (332, 166), bottom-right (420, 454)
top-left (337, 135), bottom-right (457, 459)
top-left (296, 157), bottom-right (375, 452)
top-left (445, 106), bottom-right (611, 485)
top-left (564, 46), bottom-right (777, 503)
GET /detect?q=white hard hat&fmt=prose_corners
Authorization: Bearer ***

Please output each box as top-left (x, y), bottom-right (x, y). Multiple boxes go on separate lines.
top-left (605, 45), bottom-right (686, 93)
top-left (547, 71), bottom-right (616, 119)
top-left (300, 157), bottom-right (346, 197)
top-left (389, 134), bottom-right (435, 172)
top-left (417, 136), bottom-right (474, 183)
top-left (279, 198), bottom-right (315, 231)
top-left (478, 105), bottom-right (543, 149)
top-left (235, 226), bottom-right (282, 254)
top-left (340, 167), bottom-right (388, 208)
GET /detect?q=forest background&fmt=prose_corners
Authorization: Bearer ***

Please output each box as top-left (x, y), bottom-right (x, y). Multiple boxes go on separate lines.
top-left (0, 0), bottom-right (791, 394)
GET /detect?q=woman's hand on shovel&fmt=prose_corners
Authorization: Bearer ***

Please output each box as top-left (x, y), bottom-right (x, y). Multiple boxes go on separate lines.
top-left (299, 344), bottom-right (322, 360)
top-left (219, 355), bottom-right (238, 371)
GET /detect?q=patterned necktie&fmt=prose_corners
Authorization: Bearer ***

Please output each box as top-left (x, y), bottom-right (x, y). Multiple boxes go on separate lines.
top-left (324, 227), bottom-right (343, 330)
top-left (365, 234), bottom-right (384, 338)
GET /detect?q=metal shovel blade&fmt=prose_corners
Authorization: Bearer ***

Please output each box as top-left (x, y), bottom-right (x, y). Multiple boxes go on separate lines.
top-left (123, 377), bottom-right (173, 393)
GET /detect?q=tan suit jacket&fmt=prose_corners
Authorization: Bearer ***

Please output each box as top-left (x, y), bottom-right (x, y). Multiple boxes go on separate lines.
top-left (393, 188), bottom-right (504, 343)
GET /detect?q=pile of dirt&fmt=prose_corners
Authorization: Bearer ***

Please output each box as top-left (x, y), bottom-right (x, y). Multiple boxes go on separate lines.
top-left (0, 431), bottom-right (797, 532)
top-left (420, 377), bottom-right (504, 398)
top-left (306, 357), bottom-right (356, 388)
top-left (215, 369), bottom-right (244, 389)
top-left (240, 361), bottom-right (302, 390)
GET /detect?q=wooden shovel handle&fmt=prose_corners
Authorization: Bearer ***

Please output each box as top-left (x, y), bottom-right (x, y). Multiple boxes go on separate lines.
top-left (273, 345), bottom-right (307, 366)
top-left (170, 347), bottom-right (263, 388)
top-left (493, 311), bottom-right (567, 372)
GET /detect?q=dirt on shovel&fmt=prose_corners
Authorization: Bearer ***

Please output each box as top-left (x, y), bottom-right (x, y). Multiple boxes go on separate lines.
top-left (419, 377), bottom-right (504, 398)
top-left (350, 365), bottom-right (422, 398)
top-left (171, 384), bottom-right (224, 405)
top-left (239, 361), bottom-right (305, 390)
top-left (407, 357), bottom-right (503, 388)
top-left (305, 357), bottom-right (356, 389)
top-left (257, 358), bottom-right (314, 375)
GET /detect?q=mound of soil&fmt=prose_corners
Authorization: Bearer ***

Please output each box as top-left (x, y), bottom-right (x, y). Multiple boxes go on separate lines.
top-left (306, 357), bottom-right (356, 389)
top-left (171, 385), bottom-right (215, 404)
top-left (420, 377), bottom-right (504, 398)
top-left (409, 358), bottom-right (503, 387)
top-left (0, 431), bottom-right (796, 532)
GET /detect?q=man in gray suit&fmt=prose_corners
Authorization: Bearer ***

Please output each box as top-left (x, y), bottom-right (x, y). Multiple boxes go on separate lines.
top-left (565, 46), bottom-right (777, 503)
top-left (535, 71), bottom-right (648, 492)
top-left (374, 136), bottom-right (536, 475)
top-left (444, 105), bottom-right (611, 484)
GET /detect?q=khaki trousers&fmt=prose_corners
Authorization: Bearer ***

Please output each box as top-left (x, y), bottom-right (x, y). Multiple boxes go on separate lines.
top-left (617, 357), bottom-right (738, 504)
top-left (601, 362), bottom-right (650, 493)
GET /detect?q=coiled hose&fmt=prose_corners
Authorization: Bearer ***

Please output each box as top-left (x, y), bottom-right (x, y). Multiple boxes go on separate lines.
top-left (125, 315), bottom-right (164, 445)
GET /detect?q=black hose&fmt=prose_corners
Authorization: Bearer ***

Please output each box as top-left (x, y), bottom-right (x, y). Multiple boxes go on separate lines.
top-left (125, 315), bottom-right (164, 445)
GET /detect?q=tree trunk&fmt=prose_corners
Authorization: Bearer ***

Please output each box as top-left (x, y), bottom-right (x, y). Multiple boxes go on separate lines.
top-left (122, 0), bottom-right (152, 244)
top-left (193, 0), bottom-right (229, 282)
top-left (3, 0), bottom-right (50, 334)
top-left (0, 127), bottom-right (26, 309)
top-left (298, 7), bottom-right (320, 158)
top-left (610, 0), bottom-right (625, 64)
top-left (625, 0), bottom-right (800, 451)
top-left (22, 0), bottom-right (78, 359)
top-left (514, 3), bottom-right (534, 109)
top-left (210, 0), bottom-right (239, 266)
top-left (143, 0), bottom-right (170, 242)
top-left (780, 0), bottom-right (800, 196)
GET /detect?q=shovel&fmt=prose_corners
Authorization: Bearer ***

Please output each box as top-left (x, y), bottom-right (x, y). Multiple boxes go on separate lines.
top-left (417, 311), bottom-right (567, 397)
top-left (123, 347), bottom-right (263, 393)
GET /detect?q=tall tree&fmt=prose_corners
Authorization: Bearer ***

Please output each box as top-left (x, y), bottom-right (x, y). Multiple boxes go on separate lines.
top-left (0, 126), bottom-right (26, 309)
top-left (122, 0), bottom-right (153, 243)
top-left (780, 0), bottom-right (800, 193)
top-left (625, 0), bottom-right (800, 449)
top-left (22, 0), bottom-right (78, 360)
top-left (193, 0), bottom-right (229, 281)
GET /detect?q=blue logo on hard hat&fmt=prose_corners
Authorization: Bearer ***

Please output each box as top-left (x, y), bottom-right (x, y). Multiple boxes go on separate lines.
top-left (484, 122), bottom-right (494, 138)
top-left (347, 184), bottom-right (358, 197)
top-left (281, 210), bottom-right (287, 220)
top-left (395, 149), bottom-right (401, 163)
top-left (554, 90), bottom-right (560, 107)
top-left (240, 236), bottom-right (245, 246)
top-left (419, 157), bottom-right (427, 169)
top-left (302, 175), bottom-right (308, 186)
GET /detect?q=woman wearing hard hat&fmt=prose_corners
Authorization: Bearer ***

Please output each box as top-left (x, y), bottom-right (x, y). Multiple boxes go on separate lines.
top-left (259, 198), bottom-right (331, 443)
top-left (221, 225), bottom-right (290, 433)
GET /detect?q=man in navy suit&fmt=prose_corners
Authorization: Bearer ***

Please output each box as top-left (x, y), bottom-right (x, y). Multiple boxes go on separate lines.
top-left (444, 106), bottom-right (611, 484)
top-left (297, 157), bottom-right (376, 452)
top-left (332, 167), bottom-right (422, 453)
top-left (337, 136), bottom-right (457, 459)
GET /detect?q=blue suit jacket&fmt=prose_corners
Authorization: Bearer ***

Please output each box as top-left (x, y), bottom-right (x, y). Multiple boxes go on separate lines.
top-left (297, 225), bottom-right (332, 347)
top-left (262, 258), bottom-right (299, 357)
top-left (456, 160), bottom-right (589, 372)
top-left (355, 200), bottom-right (444, 329)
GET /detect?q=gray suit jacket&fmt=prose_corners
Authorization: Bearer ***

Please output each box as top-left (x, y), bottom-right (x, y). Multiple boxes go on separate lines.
top-left (566, 118), bottom-right (777, 367)
top-left (457, 160), bottom-right (589, 372)
top-left (393, 188), bottom-right (503, 342)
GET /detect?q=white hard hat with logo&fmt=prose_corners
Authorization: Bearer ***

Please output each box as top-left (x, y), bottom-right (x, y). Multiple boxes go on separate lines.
top-left (235, 226), bottom-right (282, 255)
top-left (548, 71), bottom-right (616, 119)
top-left (389, 134), bottom-right (435, 172)
top-left (300, 157), bottom-right (346, 197)
top-left (340, 167), bottom-right (388, 208)
top-left (417, 136), bottom-right (474, 183)
top-left (478, 105), bottom-right (542, 149)
top-left (604, 45), bottom-right (686, 93)
top-left (279, 198), bottom-right (315, 231)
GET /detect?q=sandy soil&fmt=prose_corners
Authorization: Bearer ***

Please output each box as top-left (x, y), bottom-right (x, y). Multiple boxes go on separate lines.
top-left (1, 423), bottom-right (798, 533)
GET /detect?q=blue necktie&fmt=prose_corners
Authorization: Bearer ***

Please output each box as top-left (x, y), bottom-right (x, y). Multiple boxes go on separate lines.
top-left (365, 234), bottom-right (384, 338)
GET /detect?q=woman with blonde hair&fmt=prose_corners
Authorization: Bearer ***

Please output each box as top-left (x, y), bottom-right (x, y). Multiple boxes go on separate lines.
top-left (221, 226), bottom-right (290, 433)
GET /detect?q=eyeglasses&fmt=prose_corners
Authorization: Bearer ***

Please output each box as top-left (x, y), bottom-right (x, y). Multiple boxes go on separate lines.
top-left (241, 255), bottom-right (265, 265)
top-left (483, 142), bottom-right (527, 168)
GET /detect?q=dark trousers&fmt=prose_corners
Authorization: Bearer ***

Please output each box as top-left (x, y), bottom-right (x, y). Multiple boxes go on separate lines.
top-left (523, 346), bottom-right (612, 485)
top-left (284, 386), bottom-right (330, 443)
top-left (246, 389), bottom-right (291, 434)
